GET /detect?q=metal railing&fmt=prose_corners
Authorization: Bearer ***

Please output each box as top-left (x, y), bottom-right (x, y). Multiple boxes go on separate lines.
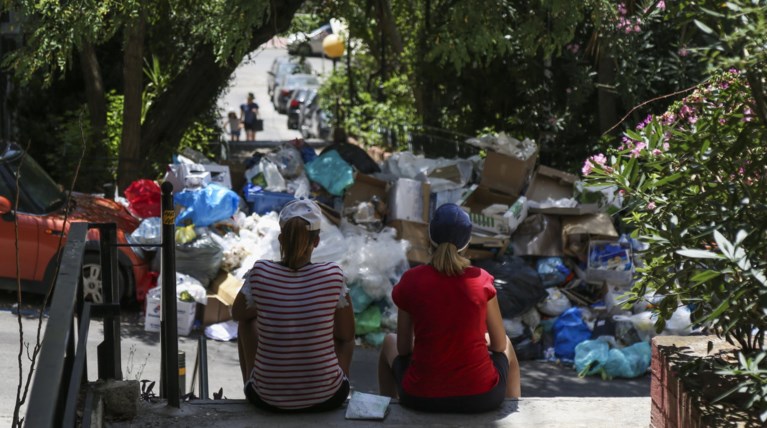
top-left (25, 222), bottom-right (122, 427)
top-left (25, 183), bottom-right (188, 426)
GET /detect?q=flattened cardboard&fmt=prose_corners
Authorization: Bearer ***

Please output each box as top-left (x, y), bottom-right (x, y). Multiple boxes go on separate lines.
top-left (202, 270), bottom-right (244, 326)
top-left (344, 173), bottom-right (388, 209)
top-left (480, 150), bottom-right (538, 197)
top-left (510, 214), bottom-right (563, 257)
top-left (388, 220), bottom-right (430, 265)
top-left (527, 165), bottom-right (599, 215)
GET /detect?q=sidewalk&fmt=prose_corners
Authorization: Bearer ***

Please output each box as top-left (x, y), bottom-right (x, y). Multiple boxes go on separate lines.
top-left (113, 397), bottom-right (650, 427)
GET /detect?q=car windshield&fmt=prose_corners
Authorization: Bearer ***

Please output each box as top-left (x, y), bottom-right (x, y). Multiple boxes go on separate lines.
top-left (287, 75), bottom-right (320, 86)
top-left (278, 62), bottom-right (312, 75)
top-left (0, 151), bottom-right (65, 214)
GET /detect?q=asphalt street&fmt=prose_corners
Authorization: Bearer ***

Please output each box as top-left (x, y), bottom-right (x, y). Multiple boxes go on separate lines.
top-left (0, 43), bottom-right (649, 424)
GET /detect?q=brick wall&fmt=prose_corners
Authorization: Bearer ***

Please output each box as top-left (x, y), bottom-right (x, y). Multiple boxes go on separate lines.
top-left (650, 337), bottom-right (702, 428)
top-left (650, 336), bottom-right (741, 428)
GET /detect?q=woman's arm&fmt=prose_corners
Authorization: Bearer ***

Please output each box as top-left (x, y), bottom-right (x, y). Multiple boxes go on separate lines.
top-left (396, 309), bottom-right (414, 356)
top-left (487, 296), bottom-right (522, 397)
top-left (334, 294), bottom-right (355, 377)
top-left (486, 297), bottom-right (507, 353)
top-left (231, 292), bottom-right (258, 322)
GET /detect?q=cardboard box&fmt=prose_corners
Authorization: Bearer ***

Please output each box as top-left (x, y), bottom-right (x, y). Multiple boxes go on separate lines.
top-left (480, 150), bottom-right (538, 197)
top-left (388, 179), bottom-right (431, 223)
top-left (460, 185), bottom-right (519, 235)
top-left (144, 291), bottom-right (196, 336)
top-left (388, 220), bottom-right (431, 265)
top-left (561, 213), bottom-right (619, 261)
top-left (201, 164), bottom-right (232, 189)
top-left (201, 270), bottom-right (244, 326)
top-left (527, 165), bottom-right (599, 215)
top-left (586, 240), bottom-right (634, 286)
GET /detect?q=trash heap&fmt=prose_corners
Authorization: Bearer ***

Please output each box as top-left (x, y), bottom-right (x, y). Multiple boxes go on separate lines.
top-left (121, 136), bottom-right (692, 378)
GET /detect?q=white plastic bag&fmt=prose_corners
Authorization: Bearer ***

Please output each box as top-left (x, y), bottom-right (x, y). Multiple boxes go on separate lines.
top-left (537, 288), bottom-right (572, 316)
top-left (664, 306), bottom-right (692, 336)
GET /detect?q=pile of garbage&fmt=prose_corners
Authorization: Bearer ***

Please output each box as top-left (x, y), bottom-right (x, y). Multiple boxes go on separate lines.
top-left (119, 136), bottom-right (693, 378)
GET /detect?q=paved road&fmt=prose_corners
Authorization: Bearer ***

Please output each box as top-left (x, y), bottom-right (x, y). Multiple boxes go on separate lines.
top-left (0, 44), bottom-right (649, 423)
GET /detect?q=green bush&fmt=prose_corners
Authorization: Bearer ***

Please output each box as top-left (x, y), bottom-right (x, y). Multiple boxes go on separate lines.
top-left (583, 69), bottom-right (767, 351)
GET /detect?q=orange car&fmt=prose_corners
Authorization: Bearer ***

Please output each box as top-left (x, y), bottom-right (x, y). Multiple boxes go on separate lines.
top-left (0, 142), bottom-right (152, 303)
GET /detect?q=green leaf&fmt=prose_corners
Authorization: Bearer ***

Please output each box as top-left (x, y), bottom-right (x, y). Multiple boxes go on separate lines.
top-left (694, 20), bottom-right (716, 35)
top-left (714, 230), bottom-right (735, 260)
top-left (676, 249), bottom-right (722, 259)
top-left (691, 270), bottom-right (721, 284)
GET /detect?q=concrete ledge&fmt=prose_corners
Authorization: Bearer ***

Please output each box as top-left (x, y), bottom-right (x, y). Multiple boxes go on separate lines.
top-left (113, 397), bottom-right (650, 428)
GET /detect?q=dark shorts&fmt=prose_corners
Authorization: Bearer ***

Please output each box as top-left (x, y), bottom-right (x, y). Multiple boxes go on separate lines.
top-left (243, 121), bottom-right (257, 131)
top-left (244, 378), bottom-right (350, 413)
top-left (392, 352), bottom-right (509, 413)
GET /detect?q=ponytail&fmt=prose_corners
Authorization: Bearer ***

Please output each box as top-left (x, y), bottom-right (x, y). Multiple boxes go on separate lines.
top-left (279, 217), bottom-right (320, 270)
top-left (430, 242), bottom-right (470, 276)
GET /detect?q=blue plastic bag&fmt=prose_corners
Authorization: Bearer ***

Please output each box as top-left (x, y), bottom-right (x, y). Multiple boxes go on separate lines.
top-left (603, 341), bottom-right (651, 379)
top-left (574, 340), bottom-right (610, 376)
top-left (174, 184), bottom-right (240, 227)
top-left (536, 257), bottom-right (571, 287)
top-left (304, 150), bottom-right (354, 196)
top-left (553, 307), bottom-right (592, 360)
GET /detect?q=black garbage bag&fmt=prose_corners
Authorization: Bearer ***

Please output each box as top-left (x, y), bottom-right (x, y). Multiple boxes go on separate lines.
top-left (474, 255), bottom-right (547, 319)
top-left (320, 142), bottom-right (381, 174)
top-left (175, 231), bottom-right (223, 286)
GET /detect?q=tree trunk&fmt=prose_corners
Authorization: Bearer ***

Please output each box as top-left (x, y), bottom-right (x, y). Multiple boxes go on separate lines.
top-left (138, 0), bottom-right (306, 176)
top-left (78, 41), bottom-right (110, 191)
top-left (597, 55), bottom-right (619, 134)
top-left (375, 0), bottom-right (404, 57)
top-left (79, 42), bottom-right (106, 143)
top-left (117, 13), bottom-right (145, 191)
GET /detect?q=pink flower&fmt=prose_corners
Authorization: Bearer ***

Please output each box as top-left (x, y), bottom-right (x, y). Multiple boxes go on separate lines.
top-left (663, 142), bottom-right (670, 151)
top-left (630, 141), bottom-right (647, 158)
top-left (661, 112), bottom-right (676, 125)
top-left (657, 0), bottom-right (666, 11)
top-left (636, 114), bottom-right (653, 130)
top-left (646, 201), bottom-right (657, 211)
top-left (633, 24), bottom-right (641, 32)
top-left (618, 3), bottom-right (628, 15)
top-left (566, 44), bottom-right (580, 54)
top-left (591, 153), bottom-right (607, 166)
top-left (678, 48), bottom-right (689, 57)
top-left (582, 159), bottom-right (593, 176)
top-left (688, 115), bottom-right (698, 124)
top-left (651, 149), bottom-right (662, 156)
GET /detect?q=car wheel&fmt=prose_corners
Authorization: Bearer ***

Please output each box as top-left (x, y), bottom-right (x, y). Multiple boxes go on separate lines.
top-left (81, 252), bottom-right (127, 304)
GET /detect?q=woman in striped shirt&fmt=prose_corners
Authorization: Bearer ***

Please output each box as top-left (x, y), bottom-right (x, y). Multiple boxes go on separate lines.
top-left (232, 199), bottom-right (355, 412)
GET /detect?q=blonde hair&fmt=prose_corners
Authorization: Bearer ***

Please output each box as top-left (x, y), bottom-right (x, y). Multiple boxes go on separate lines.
top-left (430, 242), bottom-right (471, 276)
top-left (279, 217), bottom-right (320, 270)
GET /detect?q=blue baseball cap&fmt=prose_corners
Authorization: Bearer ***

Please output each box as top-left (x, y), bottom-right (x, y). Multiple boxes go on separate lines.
top-left (429, 203), bottom-right (472, 250)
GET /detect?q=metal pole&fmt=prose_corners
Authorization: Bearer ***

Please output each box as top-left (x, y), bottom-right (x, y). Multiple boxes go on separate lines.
top-left (198, 335), bottom-right (209, 400)
top-left (333, 58), bottom-right (340, 128)
top-left (98, 223), bottom-right (121, 380)
top-left (160, 181), bottom-right (180, 408)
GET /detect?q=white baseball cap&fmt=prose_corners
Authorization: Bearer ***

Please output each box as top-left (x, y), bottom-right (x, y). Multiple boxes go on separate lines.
top-left (279, 199), bottom-right (322, 231)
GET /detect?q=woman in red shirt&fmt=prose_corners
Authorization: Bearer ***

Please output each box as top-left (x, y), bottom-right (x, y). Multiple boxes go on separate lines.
top-left (378, 203), bottom-right (521, 412)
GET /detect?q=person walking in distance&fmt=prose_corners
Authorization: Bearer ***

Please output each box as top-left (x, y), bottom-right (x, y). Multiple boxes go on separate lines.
top-left (240, 92), bottom-right (260, 141)
top-left (225, 111), bottom-right (241, 141)
top-left (232, 199), bottom-right (355, 412)
top-left (378, 203), bottom-right (521, 413)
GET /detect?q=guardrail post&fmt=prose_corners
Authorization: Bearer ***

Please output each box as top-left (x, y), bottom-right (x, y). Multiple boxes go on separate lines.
top-left (160, 181), bottom-right (180, 408)
top-left (97, 222), bottom-right (122, 380)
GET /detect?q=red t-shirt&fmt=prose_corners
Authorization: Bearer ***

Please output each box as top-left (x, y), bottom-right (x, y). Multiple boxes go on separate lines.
top-left (392, 265), bottom-right (499, 397)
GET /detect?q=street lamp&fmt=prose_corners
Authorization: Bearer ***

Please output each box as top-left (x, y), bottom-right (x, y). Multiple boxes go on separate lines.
top-left (322, 34), bottom-right (345, 126)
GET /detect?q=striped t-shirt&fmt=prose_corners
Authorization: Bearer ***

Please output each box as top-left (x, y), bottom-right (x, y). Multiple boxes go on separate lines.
top-left (242, 260), bottom-right (347, 409)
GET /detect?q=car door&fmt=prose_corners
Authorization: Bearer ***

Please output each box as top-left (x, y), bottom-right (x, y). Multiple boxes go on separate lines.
top-left (0, 167), bottom-right (41, 281)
